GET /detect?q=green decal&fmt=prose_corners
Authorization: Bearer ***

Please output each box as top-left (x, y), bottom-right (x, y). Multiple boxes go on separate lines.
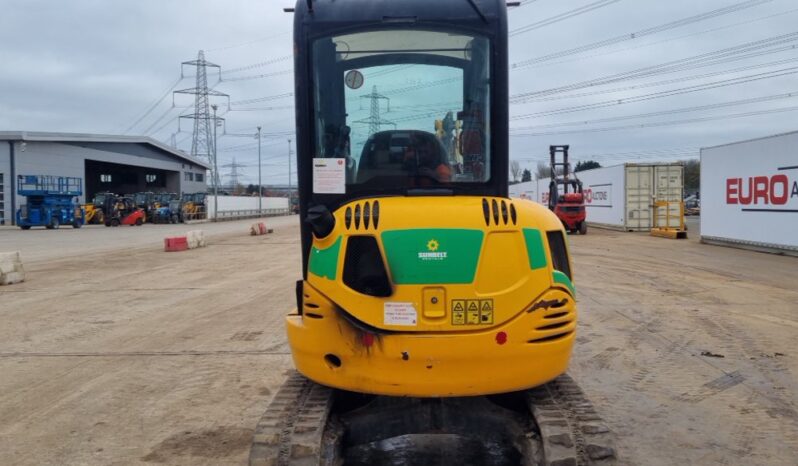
top-left (522, 228), bottom-right (548, 270)
top-left (553, 270), bottom-right (576, 296)
top-left (308, 236), bottom-right (342, 280)
top-left (381, 229), bottom-right (484, 284)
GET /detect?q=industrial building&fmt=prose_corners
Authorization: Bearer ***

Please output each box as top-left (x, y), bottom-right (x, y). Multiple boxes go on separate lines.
top-left (0, 131), bottom-right (209, 225)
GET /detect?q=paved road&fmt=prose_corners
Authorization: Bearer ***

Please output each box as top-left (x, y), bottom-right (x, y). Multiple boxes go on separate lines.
top-left (0, 216), bottom-right (299, 263)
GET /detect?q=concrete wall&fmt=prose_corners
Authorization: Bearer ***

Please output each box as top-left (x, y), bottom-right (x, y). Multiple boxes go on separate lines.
top-left (3, 140), bottom-right (208, 224)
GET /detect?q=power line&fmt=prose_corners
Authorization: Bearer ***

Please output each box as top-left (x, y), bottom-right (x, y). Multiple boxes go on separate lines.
top-left (510, 66), bottom-right (798, 120)
top-left (511, 90), bottom-right (798, 130)
top-left (510, 0), bottom-right (622, 37)
top-left (516, 6), bottom-right (798, 72)
top-left (510, 105), bottom-right (798, 137)
top-left (206, 31), bottom-right (291, 53)
top-left (511, 0), bottom-right (775, 69)
top-left (122, 76), bottom-right (184, 134)
top-left (228, 93), bottom-right (293, 106)
top-left (510, 31), bottom-right (798, 102)
top-left (222, 55), bottom-right (292, 74)
top-left (514, 56), bottom-right (798, 104)
top-left (222, 69), bottom-right (293, 82)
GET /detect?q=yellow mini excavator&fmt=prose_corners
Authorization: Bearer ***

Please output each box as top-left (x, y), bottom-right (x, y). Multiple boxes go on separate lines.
top-left (249, 1), bottom-right (616, 464)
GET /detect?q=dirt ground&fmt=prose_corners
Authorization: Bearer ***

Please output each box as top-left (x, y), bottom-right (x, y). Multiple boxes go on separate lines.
top-left (0, 217), bottom-right (796, 465)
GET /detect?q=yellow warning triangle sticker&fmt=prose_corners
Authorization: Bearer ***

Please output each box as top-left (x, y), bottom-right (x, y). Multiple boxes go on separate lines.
top-left (467, 301), bottom-right (479, 311)
top-left (481, 300), bottom-right (493, 311)
top-left (453, 302), bottom-right (465, 311)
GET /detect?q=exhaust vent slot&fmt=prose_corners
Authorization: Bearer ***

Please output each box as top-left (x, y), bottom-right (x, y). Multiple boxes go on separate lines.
top-left (354, 204), bottom-right (361, 229)
top-left (345, 207), bottom-right (352, 229)
top-left (482, 199), bottom-right (490, 226)
top-left (527, 331), bottom-right (574, 344)
top-left (544, 311), bottom-right (570, 319)
top-left (501, 200), bottom-right (508, 225)
top-left (305, 313), bottom-right (323, 319)
top-left (343, 236), bottom-right (392, 297)
top-left (510, 203), bottom-right (517, 225)
top-left (536, 321), bottom-right (571, 331)
top-left (372, 201), bottom-right (380, 229)
top-left (491, 199), bottom-right (499, 225)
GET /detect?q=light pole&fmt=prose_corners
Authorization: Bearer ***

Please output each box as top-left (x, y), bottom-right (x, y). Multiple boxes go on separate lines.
top-left (211, 104), bottom-right (219, 222)
top-left (287, 138), bottom-right (293, 213)
top-left (257, 126), bottom-right (262, 217)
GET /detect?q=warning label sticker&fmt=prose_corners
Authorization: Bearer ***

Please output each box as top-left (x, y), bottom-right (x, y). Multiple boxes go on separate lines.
top-left (384, 302), bottom-right (417, 326)
top-left (466, 300), bottom-right (480, 324)
top-left (451, 298), bottom-right (494, 325)
top-left (452, 300), bottom-right (466, 325)
top-left (480, 299), bottom-right (494, 324)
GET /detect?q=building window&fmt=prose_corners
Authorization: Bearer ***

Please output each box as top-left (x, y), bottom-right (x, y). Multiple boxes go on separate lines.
top-left (185, 172), bottom-right (194, 181)
top-left (146, 174), bottom-right (158, 183)
top-left (100, 174), bottom-right (112, 183)
top-left (195, 173), bottom-right (204, 182)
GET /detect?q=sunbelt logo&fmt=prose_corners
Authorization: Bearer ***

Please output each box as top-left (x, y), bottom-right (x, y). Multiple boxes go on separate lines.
top-left (418, 239), bottom-right (448, 261)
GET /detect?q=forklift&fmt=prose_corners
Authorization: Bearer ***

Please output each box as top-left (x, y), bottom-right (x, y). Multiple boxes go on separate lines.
top-left (16, 175), bottom-right (85, 230)
top-left (548, 145), bottom-right (587, 235)
top-left (103, 195), bottom-right (145, 227)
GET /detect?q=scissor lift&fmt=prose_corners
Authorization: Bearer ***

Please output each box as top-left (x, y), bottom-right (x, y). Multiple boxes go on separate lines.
top-left (16, 175), bottom-right (85, 230)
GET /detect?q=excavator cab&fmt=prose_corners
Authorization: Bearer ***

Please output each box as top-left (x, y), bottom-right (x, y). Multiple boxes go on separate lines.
top-left (251, 2), bottom-right (611, 465)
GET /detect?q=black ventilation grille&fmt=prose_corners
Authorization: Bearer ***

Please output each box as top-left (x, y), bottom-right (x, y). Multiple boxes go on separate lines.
top-left (344, 201), bottom-right (380, 231)
top-left (343, 236), bottom-right (392, 297)
top-left (482, 198), bottom-right (517, 226)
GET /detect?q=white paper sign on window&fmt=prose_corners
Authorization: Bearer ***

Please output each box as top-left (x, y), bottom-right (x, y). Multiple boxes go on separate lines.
top-left (312, 158), bottom-right (346, 194)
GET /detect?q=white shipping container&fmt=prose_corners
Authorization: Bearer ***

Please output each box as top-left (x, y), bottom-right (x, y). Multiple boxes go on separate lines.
top-left (533, 163), bottom-right (683, 231)
top-left (700, 131), bottom-right (798, 254)
top-left (508, 180), bottom-right (538, 201)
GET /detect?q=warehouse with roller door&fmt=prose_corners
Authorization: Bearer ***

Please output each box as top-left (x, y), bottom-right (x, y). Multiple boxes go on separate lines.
top-left (701, 130), bottom-right (798, 256)
top-left (0, 131), bottom-right (209, 225)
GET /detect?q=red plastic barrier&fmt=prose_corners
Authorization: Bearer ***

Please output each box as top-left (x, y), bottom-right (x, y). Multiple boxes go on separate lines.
top-left (164, 236), bottom-right (189, 252)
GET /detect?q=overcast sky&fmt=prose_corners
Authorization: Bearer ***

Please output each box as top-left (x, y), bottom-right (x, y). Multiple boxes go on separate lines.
top-left (1, 0), bottom-right (796, 184)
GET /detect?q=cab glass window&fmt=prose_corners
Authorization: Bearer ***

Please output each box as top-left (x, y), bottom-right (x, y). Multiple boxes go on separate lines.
top-left (312, 29), bottom-right (491, 190)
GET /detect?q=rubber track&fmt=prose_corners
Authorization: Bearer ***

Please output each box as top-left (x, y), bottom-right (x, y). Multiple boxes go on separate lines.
top-left (249, 371), bottom-right (333, 466)
top-left (527, 374), bottom-right (618, 466)
top-left (250, 372), bottom-right (616, 465)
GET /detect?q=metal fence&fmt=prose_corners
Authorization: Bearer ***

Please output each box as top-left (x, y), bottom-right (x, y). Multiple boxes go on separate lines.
top-left (211, 208), bottom-right (290, 222)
